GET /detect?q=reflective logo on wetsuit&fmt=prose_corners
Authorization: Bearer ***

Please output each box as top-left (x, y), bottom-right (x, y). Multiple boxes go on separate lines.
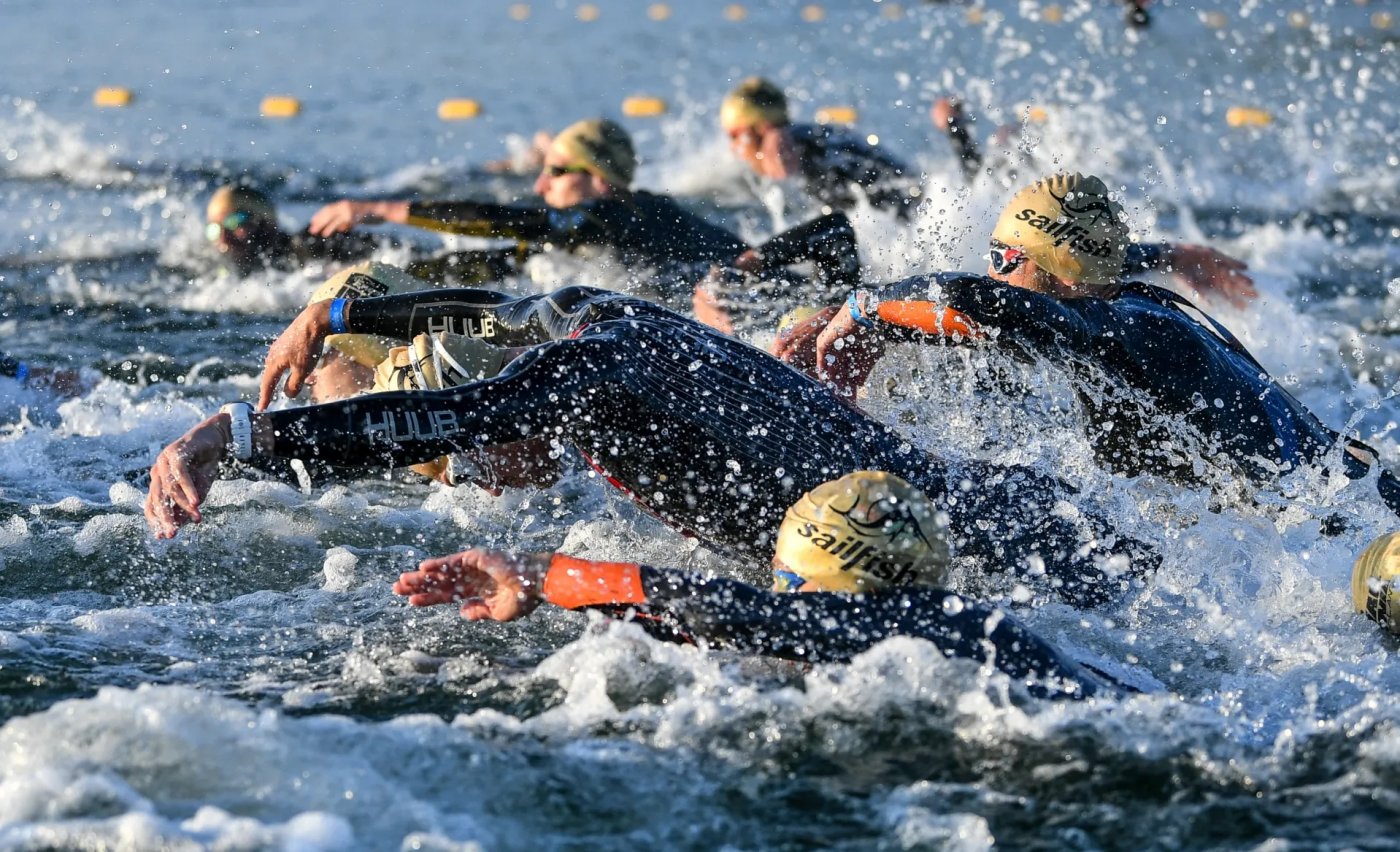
top-left (363, 409), bottom-right (462, 442)
top-left (406, 303), bottom-right (498, 339)
top-left (1013, 208), bottom-right (1116, 259)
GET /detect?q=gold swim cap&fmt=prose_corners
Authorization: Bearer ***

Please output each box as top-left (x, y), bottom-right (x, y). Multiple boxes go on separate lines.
top-left (991, 173), bottom-right (1129, 284)
top-left (207, 185), bottom-right (276, 227)
top-left (720, 77), bottom-right (790, 131)
top-left (773, 471), bottom-right (949, 593)
top-left (550, 119), bottom-right (637, 188)
top-left (1353, 531), bottom-right (1400, 635)
top-left (371, 331), bottom-right (508, 483)
top-left (309, 262), bottom-right (434, 368)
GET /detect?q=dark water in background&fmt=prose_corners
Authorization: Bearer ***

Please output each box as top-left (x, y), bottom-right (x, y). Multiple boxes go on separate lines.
top-left (2, 1), bottom-right (1400, 849)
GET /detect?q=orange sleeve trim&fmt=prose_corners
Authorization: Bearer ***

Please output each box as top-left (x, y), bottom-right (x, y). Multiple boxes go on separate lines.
top-left (874, 301), bottom-right (981, 338)
top-left (542, 554), bottom-right (647, 610)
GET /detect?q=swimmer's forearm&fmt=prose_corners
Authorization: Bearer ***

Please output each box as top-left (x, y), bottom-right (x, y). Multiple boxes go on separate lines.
top-left (1122, 242), bottom-right (1167, 275)
top-left (405, 200), bottom-right (553, 240)
top-left (343, 289), bottom-right (536, 345)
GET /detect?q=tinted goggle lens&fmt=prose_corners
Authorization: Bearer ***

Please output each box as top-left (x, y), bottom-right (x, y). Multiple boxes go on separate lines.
top-left (205, 212), bottom-right (252, 241)
top-left (545, 164), bottom-right (589, 178)
top-left (772, 568), bottom-right (807, 593)
top-left (989, 242), bottom-right (1026, 275)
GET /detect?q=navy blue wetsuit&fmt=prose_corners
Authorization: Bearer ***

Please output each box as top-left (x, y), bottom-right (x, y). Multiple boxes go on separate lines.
top-left (259, 286), bottom-right (1157, 606)
top-left (543, 557), bottom-right (1111, 700)
top-left (787, 123), bottom-right (921, 219)
top-left (852, 273), bottom-right (1400, 513)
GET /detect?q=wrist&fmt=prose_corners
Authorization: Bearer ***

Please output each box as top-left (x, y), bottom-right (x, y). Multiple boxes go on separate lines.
top-left (219, 402), bottom-right (255, 460)
top-left (327, 298), bottom-right (351, 335)
top-left (847, 290), bottom-right (877, 329)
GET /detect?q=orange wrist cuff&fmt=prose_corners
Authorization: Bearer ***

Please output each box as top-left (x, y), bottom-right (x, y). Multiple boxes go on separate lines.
top-left (874, 301), bottom-right (980, 338)
top-left (542, 554), bottom-right (647, 610)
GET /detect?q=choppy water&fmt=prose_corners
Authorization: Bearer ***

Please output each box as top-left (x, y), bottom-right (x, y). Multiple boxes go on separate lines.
top-left (2, 1), bottom-right (1400, 849)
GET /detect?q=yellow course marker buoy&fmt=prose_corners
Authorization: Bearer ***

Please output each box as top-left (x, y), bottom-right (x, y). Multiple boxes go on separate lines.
top-left (1374, 11), bottom-right (1394, 29)
top-left (966, 8), bottom-right (985, 25)
top-left (1287, 11), bottom-right (1310, 28)
top-left (724, 4), bottom-right (747, 22)
top-left (814, 106), bottom-right (858, 125)
top-left (880, 3), bottom-right (903, 20)
top-left (509, 3), bottom-right (530, 21)
top-left (260, 96), bottom-right (301, 118)
top-left (1024, 105), bottom-right (1050, 124)
top-left (801, 4), bottom-right (825, 22)
top-left (577, 3), bottom-right (600, 22)
top-left (1042, 4), bottom-right (1065, 24)
top-left (622, 96), bottom-right (667, 118)
top-left (1225, 106), bottom-right (1272, 127)
top-left (648, 3), bottom-right (671, 21)
top-left (93, 87), bottom-right (134, 108)
top-left (1202, 11), bottom-right (1228, 29)
top-left (437, 99), bottom-right (482, 121)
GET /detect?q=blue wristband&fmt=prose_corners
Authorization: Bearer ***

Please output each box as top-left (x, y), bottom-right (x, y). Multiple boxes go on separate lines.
top-left (328, 298), bottom-right (350, 334)
top-left (846, 290), bottom-right (876, 329)
top-left (14, 363), bottom-right (29, 387)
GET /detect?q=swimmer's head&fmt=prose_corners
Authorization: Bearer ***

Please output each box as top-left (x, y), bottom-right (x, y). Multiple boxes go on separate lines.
top-left (991, 172), bottom-right (1129, 284)
top-left (547, 119), bottom-right (637, 189)
top-left (206, 186), bottom-right (280, 273)
top-left (309, 262), bottom-right (432, 368)
top-left (1353, 531), bottom-right (1400, 635)
top-left (721, 77), bottom-right (790, 133)
top-left (772, 471), bottom-right (949, 593)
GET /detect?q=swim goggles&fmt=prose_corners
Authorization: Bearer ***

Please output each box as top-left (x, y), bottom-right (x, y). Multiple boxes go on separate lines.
top-left (205, 211), bottom-right (252, 242)
top-left (543, 164), bottom-right (591, 178)
top-left (988, 240), bottom-right (1027, 275)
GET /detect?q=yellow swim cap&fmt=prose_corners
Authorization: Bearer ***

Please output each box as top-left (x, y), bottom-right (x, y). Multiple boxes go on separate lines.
top-left (207, 185), bottom-right (276, 227)
top-left (773, 471), bottom-right (949, 593)
top-left (991, 172), bottom-right (1129, 284)
top-left (309, 262), bottom-right (433, 368)
top-left (550, 119), bottom-right (637, 189)
top-left (720, 77), bottom-right (790, 131)
top-left (1353, 531), bottom-right (1400, 635)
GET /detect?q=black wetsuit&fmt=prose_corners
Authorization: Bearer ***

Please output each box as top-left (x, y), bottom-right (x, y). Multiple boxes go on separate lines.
top-left (787, 123), bottom-right (921, 219)
top-left (224, 226), bottom-right (382, 277)
top-left (553, 560), bottom-right (1110, 700)
top-left (855, 273), bottom-right (1400, 513)
top-left (405, 192), bottom-right (860, 326)
top-left (259, 286), bottom-right (1158, 606)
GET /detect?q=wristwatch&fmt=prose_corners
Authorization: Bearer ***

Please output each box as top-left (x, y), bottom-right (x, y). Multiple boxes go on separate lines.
top-left (220, 402), bottom-right (255, 460)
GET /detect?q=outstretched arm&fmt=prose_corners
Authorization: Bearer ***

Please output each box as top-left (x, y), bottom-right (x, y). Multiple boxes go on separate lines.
top-left (1124, 242), bottom-right (1257, 308)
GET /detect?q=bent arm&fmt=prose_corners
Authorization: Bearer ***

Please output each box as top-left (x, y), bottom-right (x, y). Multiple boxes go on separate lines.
top-left (343, 285), bottom-right (619, 347)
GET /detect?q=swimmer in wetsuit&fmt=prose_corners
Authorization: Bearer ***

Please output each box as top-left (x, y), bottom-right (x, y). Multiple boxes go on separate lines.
top-left (799, 172), bottom-right (1400, 515)
top-left (721, 77), bottom-right (922, 220)
top-left (205, 185), bottom-right (519, 285)
top-left (145, 272), bottom-right (1159, 607)
top-left (394, 472), bottom-right (1112, 700)
top-left (309, 119), bottom-right (859, 330)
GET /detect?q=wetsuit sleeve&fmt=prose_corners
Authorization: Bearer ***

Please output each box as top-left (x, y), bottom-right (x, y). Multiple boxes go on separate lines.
top-left (255, 323), bottom-right (626, 470)
top-left (404, 200), bottom-right (555, 240)
top-left (753, 211), bottom-right (862, 293)
top-left (343, 285), bottom-right (613, 347)
top-left (539, 556), bottom-right (1104, 700)
top-left (943, 109), bottom-right (982, 182)
top-left (858, 273), bottom-right (1095, 357)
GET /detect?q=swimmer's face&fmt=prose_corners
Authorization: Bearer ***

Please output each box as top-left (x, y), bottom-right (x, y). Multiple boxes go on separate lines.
top-left (534, 153), bottom-right (611, 208)
top-left (725, 121), bottom-right (767, 172)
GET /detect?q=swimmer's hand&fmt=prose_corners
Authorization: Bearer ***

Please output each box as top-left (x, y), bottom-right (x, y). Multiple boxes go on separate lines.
top-left (814, 303), bottom-right (885, 398)
top-left (307, 200), bottom-right (409, 237)
top-left (692, 278), bottom-right (735, 335)
top-left (258, 301), bottom-right (335, 409)
top-left (771, 305), bottom-right (839, 375)
top-left (144, 414), bottom-right (230, 538)
top-left (394, 548), bottom-right (550, 622)
top-left (1164, 244), bottom-right (1257, 309)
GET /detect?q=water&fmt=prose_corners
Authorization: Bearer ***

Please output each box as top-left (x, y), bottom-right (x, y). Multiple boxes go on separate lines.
top-left (2, 0), bottom-right (1400, 848)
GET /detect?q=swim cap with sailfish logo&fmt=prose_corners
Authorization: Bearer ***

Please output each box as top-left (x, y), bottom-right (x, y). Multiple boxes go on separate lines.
top-left (772, 471), bottom-right (949, 592)
top-left (991, 172), bottom-right (1129, 284)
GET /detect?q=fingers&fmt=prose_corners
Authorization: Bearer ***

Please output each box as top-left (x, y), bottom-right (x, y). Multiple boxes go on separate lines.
top-left (144, 458), bottom-right (202, 538)
top-left (256, 369), bottom-right (280, 411)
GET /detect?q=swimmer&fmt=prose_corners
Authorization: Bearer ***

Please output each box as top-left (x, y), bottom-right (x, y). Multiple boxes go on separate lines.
top-left (720, 77), bottom-right (922, 220)
top-left (395, 471), bottom-right (1112, 700)
top-left (792, 172), bottom-right (1399, 516)
top-left (309, 118), bottom-right (859, 329)
top-left (0, 352), bottom-right (89, 399)
top-left (145, 274), bottom-right (1160, 607)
